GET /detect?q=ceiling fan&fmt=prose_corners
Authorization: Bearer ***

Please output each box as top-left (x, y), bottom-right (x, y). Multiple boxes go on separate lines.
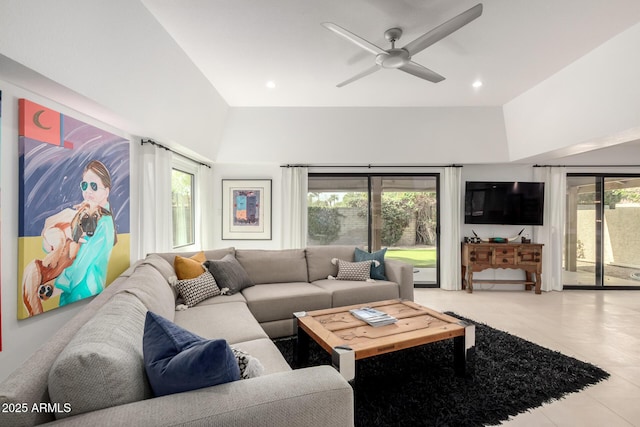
top-left (323, 3), bottom-right (483, 87)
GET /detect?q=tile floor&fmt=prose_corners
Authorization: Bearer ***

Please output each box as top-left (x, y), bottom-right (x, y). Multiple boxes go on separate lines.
top-left (413, 288), bottom-right (640, 426)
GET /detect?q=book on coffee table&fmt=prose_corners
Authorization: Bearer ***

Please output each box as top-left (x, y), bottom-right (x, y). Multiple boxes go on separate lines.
top-left (349, 307), bottom-right (397, 327)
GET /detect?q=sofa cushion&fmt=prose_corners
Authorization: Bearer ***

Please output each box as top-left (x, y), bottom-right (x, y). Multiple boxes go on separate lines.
top-left (242, 282), bottom-right (332, 323)
top-left (48, 293), bottom-right (151, 419)
top-left (140, 254), bottom-right (177, 282)
top-left (151, 247), bottom-right (235, 267)
top-left (312, 279), bottom-right (400, 307)
top-left (175, 271), bottom-right (221, 307)
top-left (194, 291), bottom-right (247, 307)
top-left (120, 263), bottom-right (176, 321)
top-left (260, 318), bottom-right (299, 339)
top-left (174, 251), bottom-right (206, 280)
top-left (204, 254), bottom-right (254, 294)
top-left (140, 254), bottom-right (180, 299)
top-left (306, 246), bottom-right (356, 282)
top-left (174, 301), bottom-right (268, 344)
top-left (354, 247), bottom-right (387, 280)
top-left (143, 311), bottom-right (240, 397)
top-left (235, 249), bottom-right (308, 284)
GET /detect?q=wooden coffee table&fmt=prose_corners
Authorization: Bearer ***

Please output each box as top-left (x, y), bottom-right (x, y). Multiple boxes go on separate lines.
top-left (294, 299), bottom-right (475, 381)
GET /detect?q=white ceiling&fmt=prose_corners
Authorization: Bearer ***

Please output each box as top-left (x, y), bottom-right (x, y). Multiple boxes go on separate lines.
top-left (142, 0), bottom-right (640, 107)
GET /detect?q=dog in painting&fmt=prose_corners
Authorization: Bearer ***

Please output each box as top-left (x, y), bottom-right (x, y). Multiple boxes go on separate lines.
top-left (22, 202), bottom-right (111, 317)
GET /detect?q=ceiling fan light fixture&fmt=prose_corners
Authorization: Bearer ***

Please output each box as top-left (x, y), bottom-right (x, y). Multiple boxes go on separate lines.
top-left (472, 80), bottom-right (483, 88)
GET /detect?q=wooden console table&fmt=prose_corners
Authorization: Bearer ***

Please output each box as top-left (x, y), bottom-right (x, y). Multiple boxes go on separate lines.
top-left (461, 242), bottom-right (543, 294)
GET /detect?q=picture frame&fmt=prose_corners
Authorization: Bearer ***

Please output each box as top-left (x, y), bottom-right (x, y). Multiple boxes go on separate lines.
top-left (222, 179), bottom-right (272, 240)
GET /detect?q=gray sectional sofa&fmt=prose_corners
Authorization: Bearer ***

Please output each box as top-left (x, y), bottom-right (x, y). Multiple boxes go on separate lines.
top-left (0, 245), bottom-right (413, 426)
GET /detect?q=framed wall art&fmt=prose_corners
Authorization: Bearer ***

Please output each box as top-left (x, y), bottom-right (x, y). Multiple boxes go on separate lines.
top-left (222, 179), bottom-right (272, 240)
top-left (18, 98), bottom-right (131, 319)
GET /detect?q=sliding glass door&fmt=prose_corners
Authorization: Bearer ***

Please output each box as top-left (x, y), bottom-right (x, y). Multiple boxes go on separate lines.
top-left (564, 174), bottom-right (640, 289)
top-left (308, 173), bottom-right (439, 286)
top-left (376, 176), bottom-right (438, 285)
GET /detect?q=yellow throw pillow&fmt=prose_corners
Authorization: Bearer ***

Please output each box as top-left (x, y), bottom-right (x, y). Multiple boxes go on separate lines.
top-left (174, 251), bottom-right (206, 280)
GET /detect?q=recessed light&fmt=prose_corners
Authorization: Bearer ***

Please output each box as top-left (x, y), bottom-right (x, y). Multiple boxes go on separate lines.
top-left (472, 80), bottom-right (483, 88)
top-left (266, 81), bottom-right (276, 89)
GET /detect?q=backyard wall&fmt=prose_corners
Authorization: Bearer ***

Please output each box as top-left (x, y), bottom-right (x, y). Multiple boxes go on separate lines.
top-left (307, 207), bottom-right (419, 247)
top-left (308, 207), bottom-right (367, 247)
top-left (577, 204), bottom-right (640, 266)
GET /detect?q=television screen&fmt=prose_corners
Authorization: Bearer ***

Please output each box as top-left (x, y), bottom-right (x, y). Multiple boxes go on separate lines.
top-left (464, 181), bottom-right (545, 225)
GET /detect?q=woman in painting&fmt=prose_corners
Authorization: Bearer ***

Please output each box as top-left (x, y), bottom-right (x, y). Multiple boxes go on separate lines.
top-left (22, 160), bottom-right (118, 316)
top-left (54, 160), bottom-right (117, 306)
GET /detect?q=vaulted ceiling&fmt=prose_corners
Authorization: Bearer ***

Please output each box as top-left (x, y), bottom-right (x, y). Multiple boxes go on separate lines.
top-left (1, 1), bottom-right (639, 164)
top-left (142, 0), bottom-right (640, 107)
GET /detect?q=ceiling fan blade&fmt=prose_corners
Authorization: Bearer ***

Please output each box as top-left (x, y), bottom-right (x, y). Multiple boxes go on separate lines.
top-left (336, 65), bottom-right (381, 87)
top-left (399, 61), bottom-right (445, 83)
top-left (403, 3), bottom-right (483, 56)
top-left (322, 22), bottom-right (385, 55)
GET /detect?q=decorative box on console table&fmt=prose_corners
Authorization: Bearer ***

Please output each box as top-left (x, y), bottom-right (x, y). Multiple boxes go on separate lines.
top-left (461, 242), bottom-right (543, 294)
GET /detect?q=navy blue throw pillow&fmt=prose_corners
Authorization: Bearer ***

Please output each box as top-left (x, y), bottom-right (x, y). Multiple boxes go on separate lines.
top-left (143, 311), bottom-right (240, 397)
top-left (354, 247), bottom-right (387, 280)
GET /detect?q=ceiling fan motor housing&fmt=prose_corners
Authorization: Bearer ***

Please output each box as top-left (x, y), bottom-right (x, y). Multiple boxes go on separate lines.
top-left (376, 49), bottom-right (410, 69)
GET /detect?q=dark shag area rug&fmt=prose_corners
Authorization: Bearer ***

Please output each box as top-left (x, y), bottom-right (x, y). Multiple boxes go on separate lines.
top-left (274, 313), bottom-right (609, 426)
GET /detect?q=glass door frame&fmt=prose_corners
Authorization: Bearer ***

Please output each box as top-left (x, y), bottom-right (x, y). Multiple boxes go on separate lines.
top-left (564, 172), bottom-right (640, 290)
top-left (308, 172), bottom-right (441, 288)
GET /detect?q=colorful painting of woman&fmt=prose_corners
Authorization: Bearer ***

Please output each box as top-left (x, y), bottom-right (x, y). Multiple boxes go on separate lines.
top-left (55, 160), bottom-right (117, 306)
top-left (18, 98), bottom-right (130, 319)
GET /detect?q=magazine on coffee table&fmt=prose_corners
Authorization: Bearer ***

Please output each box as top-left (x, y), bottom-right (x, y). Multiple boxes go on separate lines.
top-left (349, 307), bottom-right (397, 327)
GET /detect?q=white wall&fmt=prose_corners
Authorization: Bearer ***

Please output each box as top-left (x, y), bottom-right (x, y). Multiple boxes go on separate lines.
top-left (219, 107), bottom-right (508, 164)
top-left (0, 0), bottom-right (228, 161)
top-left (504, 22), bottom-right (640, 161)
top-left (0, 79), bottom-right (141, 381)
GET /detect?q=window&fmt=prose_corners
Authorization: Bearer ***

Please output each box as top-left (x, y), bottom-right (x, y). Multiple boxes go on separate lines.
top-left (171, 167), bottom-right (195, 248)
top-left (564, 174), bottom-right (640, 289)
top-left (308, 173), bottom-right (439, 286)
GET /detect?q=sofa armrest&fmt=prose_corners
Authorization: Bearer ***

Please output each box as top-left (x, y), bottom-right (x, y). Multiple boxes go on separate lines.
top-left (385, 259), bottom-right (414, 301)
top-left (45, 366), bottom-right (354, 427)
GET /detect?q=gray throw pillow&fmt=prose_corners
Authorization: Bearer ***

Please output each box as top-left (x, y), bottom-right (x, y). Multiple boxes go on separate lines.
top-left (204, 254), bottom-right (254, 294)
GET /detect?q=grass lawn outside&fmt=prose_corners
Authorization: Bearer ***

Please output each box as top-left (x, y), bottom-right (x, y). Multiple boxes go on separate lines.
top-left (385, 247), bottom-right (437, 268)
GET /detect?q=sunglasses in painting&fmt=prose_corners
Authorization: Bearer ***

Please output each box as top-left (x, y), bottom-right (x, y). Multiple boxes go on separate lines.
top-left (80, 181), bottom-right (105, 191)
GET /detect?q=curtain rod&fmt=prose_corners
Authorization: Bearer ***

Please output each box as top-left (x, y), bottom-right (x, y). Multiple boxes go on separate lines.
top-left (280, 164), bottom-right (463, 168)
top-left (534, 164), bottom-right (640, 168)
top-left (141, 139), bottom-right (211, 168)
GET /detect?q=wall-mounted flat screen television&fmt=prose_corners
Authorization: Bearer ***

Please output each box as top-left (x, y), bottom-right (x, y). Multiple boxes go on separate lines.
top-left (464, 181), bottom-right (545, 225)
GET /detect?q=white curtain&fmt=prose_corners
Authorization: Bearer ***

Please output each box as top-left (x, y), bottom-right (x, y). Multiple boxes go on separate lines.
top-left (440, 167), bottom-right (462, 290)
top-left (139, 142), bottom-right (173, 258)
top-left (533, 166), bottom-right (566, 291)
top-left (281, 166), bottom-right (308, 249)
top-left (197, 163), bottom-right (215, 250)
